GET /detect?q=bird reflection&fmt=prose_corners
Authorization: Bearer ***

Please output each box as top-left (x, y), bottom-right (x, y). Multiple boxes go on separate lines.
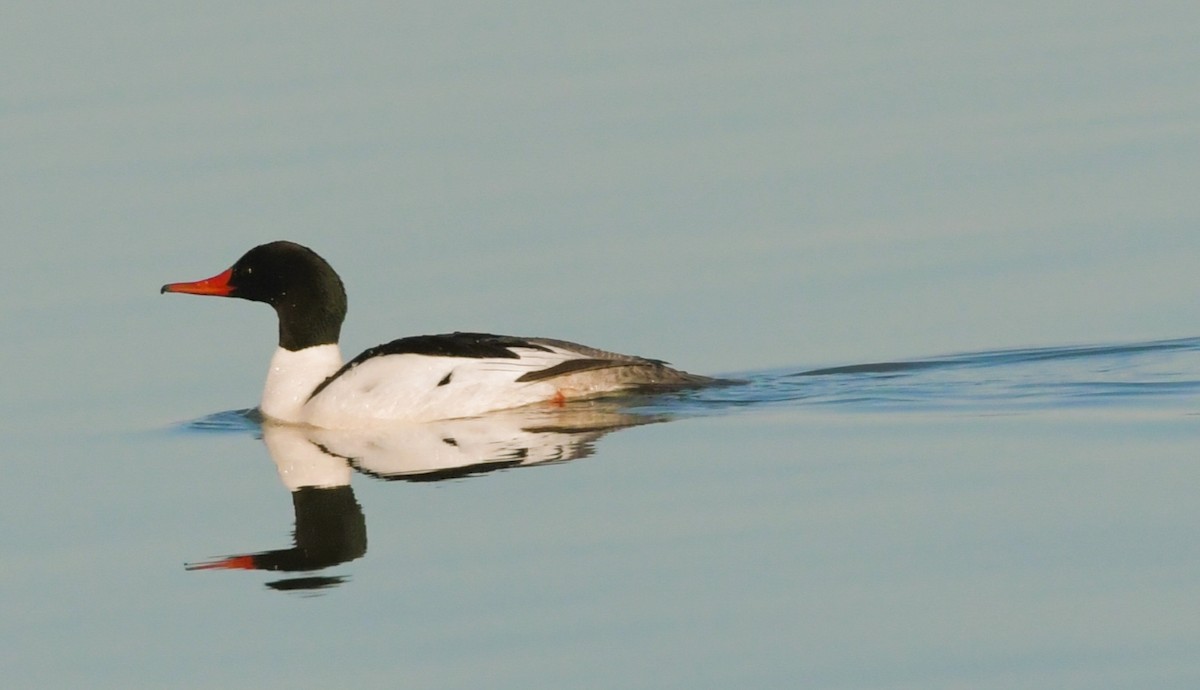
top-left (187, 402), bottom-right (664, 591)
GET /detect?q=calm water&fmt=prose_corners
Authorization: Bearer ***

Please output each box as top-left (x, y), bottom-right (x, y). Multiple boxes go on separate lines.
top-left (4, 3), bottom-right (1200, 689)
top-left (6, 339), bottom-right (1200, 688)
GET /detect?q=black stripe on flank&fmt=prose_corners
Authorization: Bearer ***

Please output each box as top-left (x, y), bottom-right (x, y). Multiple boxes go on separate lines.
top-left (515, 358), bottom-right (620, 382)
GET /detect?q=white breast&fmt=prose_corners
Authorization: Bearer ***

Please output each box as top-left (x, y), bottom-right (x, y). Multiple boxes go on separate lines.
top-left (260, 344), bottom-right (344, 424)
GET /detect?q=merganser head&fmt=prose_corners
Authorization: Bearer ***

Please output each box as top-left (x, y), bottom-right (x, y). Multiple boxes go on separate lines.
top-left (161, 241), bottom-right (348, 351)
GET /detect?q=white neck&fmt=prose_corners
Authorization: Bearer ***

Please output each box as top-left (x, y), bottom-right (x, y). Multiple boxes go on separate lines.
top-left (260, 344), bottom-right (343, 424)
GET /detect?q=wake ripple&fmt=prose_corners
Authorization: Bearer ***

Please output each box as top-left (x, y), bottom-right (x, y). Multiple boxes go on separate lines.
top-left (639, 336), bottom-right (1200, 415)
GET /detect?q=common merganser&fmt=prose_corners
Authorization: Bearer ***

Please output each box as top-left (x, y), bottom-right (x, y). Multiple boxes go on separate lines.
top-left (161, 241), bottom-right (712, 427)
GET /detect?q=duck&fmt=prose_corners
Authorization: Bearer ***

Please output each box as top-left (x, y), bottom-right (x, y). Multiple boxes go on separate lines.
top-left (161, 241), bottom-right (713, 427)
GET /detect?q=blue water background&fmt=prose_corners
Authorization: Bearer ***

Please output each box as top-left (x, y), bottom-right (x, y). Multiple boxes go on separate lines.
top-left (3, 3), bottom-right (1200, 688)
